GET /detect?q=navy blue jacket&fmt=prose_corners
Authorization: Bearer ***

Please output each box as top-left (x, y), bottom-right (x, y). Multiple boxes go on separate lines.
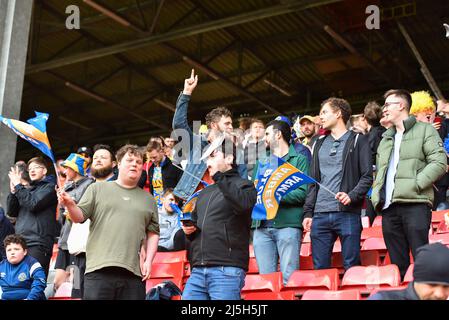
top-left (0, 255), bottom-right (46, 300)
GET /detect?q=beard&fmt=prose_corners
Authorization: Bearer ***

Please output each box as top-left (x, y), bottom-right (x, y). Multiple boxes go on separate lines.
top-left (91, 165), bottom-right (114, 179)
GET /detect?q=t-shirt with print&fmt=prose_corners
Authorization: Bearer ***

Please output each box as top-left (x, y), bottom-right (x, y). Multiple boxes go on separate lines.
top-left (77, 181), bottom-right (159, 277)
top-left (152, 166), bottom-right (164, 209)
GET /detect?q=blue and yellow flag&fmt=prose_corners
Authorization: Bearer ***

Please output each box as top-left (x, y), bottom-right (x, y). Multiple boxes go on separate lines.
top-left (0, 112), bottom-right (55, 162)
top-left (252, 155), bottom-right (316, 220)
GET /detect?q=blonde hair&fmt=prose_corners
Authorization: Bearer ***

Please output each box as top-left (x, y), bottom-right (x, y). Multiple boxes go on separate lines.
top-left (410, 91), bottom-right (435, 115)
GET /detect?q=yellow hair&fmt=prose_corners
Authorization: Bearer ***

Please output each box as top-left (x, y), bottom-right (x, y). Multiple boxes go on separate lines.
top-left (410, 91), bottom-right (435, 115)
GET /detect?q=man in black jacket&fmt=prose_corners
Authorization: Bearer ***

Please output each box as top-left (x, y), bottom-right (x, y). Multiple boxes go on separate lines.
top-left (182, 137), bottom-right (257, 300)
top-left (302, 98), bottom-right (372, 270)
top-left (7, 157), bottom-right (58, 277)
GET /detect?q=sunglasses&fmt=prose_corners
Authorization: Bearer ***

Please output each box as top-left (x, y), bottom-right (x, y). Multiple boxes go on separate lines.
top-left (329, 140), bottom-right (341, 156)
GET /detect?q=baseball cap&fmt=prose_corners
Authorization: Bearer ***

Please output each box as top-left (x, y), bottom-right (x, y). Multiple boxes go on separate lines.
top-left (299, 115), bottom-right (316, 124)
top-left (77, 146), bottom-right (92, 158)
top-left (274, 115), bottom-right (292, 127)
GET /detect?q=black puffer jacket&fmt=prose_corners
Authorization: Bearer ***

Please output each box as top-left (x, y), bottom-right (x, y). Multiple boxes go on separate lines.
top-left (188, 168), bottom-right (257, 271)
top-left (6, 175), bottom-right (58, 252)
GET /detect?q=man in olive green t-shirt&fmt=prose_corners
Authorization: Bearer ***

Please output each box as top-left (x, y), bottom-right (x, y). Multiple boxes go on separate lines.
top-left (58, 145), bottom-right (160, 300)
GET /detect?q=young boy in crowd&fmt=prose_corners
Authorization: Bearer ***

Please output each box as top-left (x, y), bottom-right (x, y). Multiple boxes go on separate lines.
top-left (0, 234), bottom-right (47, 300)
top-left (158, 188), bottom-right (186, 252)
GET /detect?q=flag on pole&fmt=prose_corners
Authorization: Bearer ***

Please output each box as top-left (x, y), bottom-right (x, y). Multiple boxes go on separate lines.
top-left (252, 155), bottom-right (316, 220)
top-left (0, 112), bottom-right (55, 162)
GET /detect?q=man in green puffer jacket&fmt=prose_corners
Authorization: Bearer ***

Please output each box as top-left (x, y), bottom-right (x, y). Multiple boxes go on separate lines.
top-left (371, 89), bottom-right (447, 279)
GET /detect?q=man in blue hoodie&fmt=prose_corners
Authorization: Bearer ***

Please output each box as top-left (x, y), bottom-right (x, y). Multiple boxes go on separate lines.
top-left (6, 157), bottom-right (58, 278)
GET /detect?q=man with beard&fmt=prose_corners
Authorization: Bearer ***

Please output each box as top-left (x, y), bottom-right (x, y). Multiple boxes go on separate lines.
top-left (91, 144), bottom-right (117, 182)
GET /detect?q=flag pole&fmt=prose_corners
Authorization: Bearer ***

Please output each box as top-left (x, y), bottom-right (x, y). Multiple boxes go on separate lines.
top-left (52, 162), bottom-right (63, 190)
top-left (315, 181), bottom-right (337, 197)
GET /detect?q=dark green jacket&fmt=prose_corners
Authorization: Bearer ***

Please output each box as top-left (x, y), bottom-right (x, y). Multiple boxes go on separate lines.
top-left (251, 145), bottom-right (309, 229)
top-left (371, 116), bottom-right (447, 210)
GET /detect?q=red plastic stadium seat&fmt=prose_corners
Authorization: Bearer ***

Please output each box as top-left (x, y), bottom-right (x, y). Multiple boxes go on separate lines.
top-left (300, 243), bottom-right (312, 256)
top-left (281, 269), bottom-right (340, 297)
top-left (372, 216), bottom-right (382, 227)
top-left (153, 250), bottom-right (188, 263)
top-left (429, 233), bottom-right (449, 245)
top-left (403, 264), bottom-right (414, 284)
top-left (361, 226), bottom-right (383, 240)
top-left (340, 265), bottom-right (401, 294)
top-left (436, 221), bottom-right (449, 234)
top-left (361, 237), bottom-right (387, 251)
top-left (241, 272), bottom-right (283, 295)
top-left (302, 289), bottom-right (362, 300)
top-left (248, 257), bottom-right (259, 274)
top-left (362, 216), bottom-right (370, 229)
top-left (244, 291), bottom-right (296, 300)
top-left (151, 261), bottom-right (185, 279)
top-left (432, 210), bottom-right (448, 224)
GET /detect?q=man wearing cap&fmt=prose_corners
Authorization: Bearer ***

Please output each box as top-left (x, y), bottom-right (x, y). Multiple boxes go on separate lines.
top-left (369, 243), bottom-right (449, 300)
top-left (77, 146), bottom-right (93, 177)
top-left (299, 115), bottom-right (318, 147)
top-left (57, 145), bottom-right (159, 300)
top-left (6, 157), bottom-right (58, 278)
top-left (54, 153), bottom-right (93, 298)
top-left (181, 137), bottom-right (257, 300)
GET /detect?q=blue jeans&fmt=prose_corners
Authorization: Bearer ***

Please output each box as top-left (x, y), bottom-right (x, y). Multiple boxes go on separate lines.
top-left (182, 266), bottom-right (246, 300)
top-left (253, 227), bottom-right (302, 285)
top-left (311, 212), bottom-right (362, 270)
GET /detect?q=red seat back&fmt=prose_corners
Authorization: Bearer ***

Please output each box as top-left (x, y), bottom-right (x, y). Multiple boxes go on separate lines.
top-left (361, 226), bottom-right (383, 240)
top-left (360, 250), bottom-right (382, 266)
top-left (241, 272), bottom-right (283, 294)
top-left (436, 221), bottom-right (449, 234)
top-left (153, 250), bottom-right (188, 263)
top-left (429, 233), bottom-right (449, 245)
top-left (151, 261), bottom-right (185, 279)
top-left (282, 269), bottom-right (340, 295)
top-left (247, 257), bottom-right (259, 274)
top-left (372, 216), bottom-right (382, 227)
top-left (341, 265), bottom-right (401, 293)
top-left (361, 237), bottom-right (387, 251)
top-left (244, 291), bottom-right (296, 300)
top-left (302, 289), bottom-right (361, 300)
